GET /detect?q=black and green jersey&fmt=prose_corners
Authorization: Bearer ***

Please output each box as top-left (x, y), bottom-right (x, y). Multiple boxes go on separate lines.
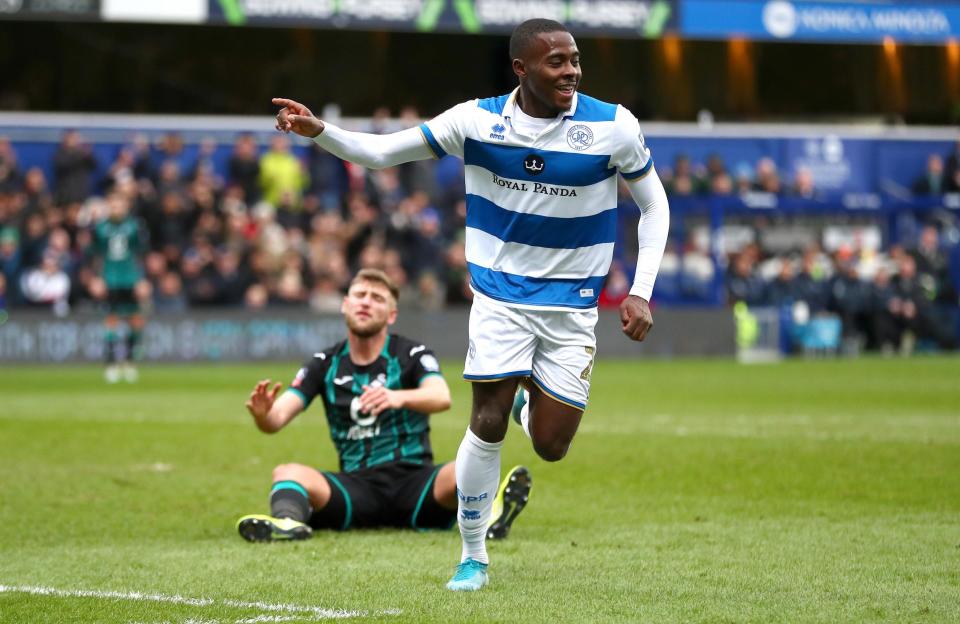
top-left (287, 334), bottom-right (444, 473)
top-left (93, 217), bottom-right (146, 289)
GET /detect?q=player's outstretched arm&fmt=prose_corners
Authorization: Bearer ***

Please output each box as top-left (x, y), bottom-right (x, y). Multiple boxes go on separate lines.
top-left (272, 97), bottom-right (434, 170)
top-left (245, 379), bottom-right (304, 433)
top-left (358, 375), bottom-right (451, 417)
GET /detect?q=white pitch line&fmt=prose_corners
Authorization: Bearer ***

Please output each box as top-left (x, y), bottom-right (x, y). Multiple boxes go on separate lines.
top-left (0, 584), bottom-right (400, 620)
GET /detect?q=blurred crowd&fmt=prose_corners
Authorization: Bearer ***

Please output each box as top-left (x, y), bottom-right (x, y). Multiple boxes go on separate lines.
top-left (1, 124), bottom-right (959, 336)
top-left (723, 225), bottom-right (958, 353)
top-left (0, 115), bottom-right (476, 315)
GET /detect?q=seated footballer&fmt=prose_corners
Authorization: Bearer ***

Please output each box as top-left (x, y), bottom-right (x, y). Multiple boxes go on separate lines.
top-left (237, 268), bottom-right (530, 539)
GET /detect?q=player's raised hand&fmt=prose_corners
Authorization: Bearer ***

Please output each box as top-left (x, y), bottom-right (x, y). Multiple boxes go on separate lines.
top-left (620, 294), bottom-right (653, 342)
top-left (272, 97), bottom-right (325, 138)
top-left (246, 379), bottom-right (282, 419)
top-left (359, 385), bottom-right (402, 417)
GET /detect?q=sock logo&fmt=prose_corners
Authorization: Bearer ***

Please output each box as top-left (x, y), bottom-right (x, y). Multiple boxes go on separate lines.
top-left (456, 488), bottom-right (489, 503)
top-left (461, 509), bottom-right (481, 521)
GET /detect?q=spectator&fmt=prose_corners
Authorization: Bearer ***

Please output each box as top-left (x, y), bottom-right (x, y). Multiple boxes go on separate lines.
top-left (156, 160), bottom-right (185, 198)
top-left (53, 130), bottom-right (97, 205)
top-left (912, 225), bottom-right (955, 305)
top-left (726, 251), bottom-right (766, 306)
top-left (790, 167), bottom-right (818, 200)
top-left (0, 227), bottom-right (21, 304)
top-left (733, 162), bottom-right (754, 195)
top-left (20, 248), bottom-right (70, 315)
top-left (944, 139), bottom-right (960, 192)
top-left (912, 154), bottom-right (945, 195)
top-left (663, 154), bottom-right (699, 196)
top-left (189, 137), bottom-right (221, 184)
top-left (867, 266), bottom-right (900, 353)
top-left (23, 167), bottom-right (53, 215)
top-left (213, 247), bottom-right (252, 306)
top-left (244, 282), bottom-right (269, 309)
top-left (793, 248), bottom-right (830, 313)
top-left (753, 157), bottom-right (781, 194)
top-left (765, 259), bottom-right (797, 306)
top-left (309, 272), bottom-right (343, 313)
top-left (828, 252), bottom-right (872, 350)
top-left (0, 136), bottom-right (22, 193)
top-left (259, 134), bottom-right (307, 209)
top-left (20, 212), bottom-right (49, 269)
top-left (153, 271), bottom-right (188, 314)
top-left (891, 255), bottom-right (957, 351)
top-left (229, 133), bottom-right (261, 203)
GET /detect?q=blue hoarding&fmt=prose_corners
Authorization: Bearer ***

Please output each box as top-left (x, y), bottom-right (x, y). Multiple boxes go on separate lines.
top-left (681, 0), bottom-right (960, 43)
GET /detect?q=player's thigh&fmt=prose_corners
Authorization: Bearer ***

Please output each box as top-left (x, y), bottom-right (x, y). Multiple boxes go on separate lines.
top-left (391, 463), bottom-right (457, 530)
top-left (307, 470), bottom-right (385, 531)
top-left (529, 308), bottom-right (598, 412)
top-left (463, 295), bottom-right (537, 380)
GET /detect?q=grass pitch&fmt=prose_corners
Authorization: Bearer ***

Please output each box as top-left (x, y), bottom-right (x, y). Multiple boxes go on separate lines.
top-left (1, 357), bottom-right (958, 623)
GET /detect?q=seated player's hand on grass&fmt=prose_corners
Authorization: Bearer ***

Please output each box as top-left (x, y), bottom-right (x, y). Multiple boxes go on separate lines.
top-left (359, 385), bottom-right (401, 417)
top-left (246, 379), bottom-right (282, 419)
top-left (620, 294), bottom-right (653, 342)
top-left (272, 98), bottom-right (325, 138)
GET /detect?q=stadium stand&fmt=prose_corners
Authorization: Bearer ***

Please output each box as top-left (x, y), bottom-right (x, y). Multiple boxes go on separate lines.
top-left (1, 117), bottom-right (958, 354)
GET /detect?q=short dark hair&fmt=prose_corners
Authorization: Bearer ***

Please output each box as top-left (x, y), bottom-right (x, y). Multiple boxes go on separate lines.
top-left (509, 18), bottom-right (570, 60)
top-left (351, 268), bottom-right (399, 303)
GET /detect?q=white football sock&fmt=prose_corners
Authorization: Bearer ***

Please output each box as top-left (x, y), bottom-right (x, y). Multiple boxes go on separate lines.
top-left (455, 427), bottom-right (502, 565)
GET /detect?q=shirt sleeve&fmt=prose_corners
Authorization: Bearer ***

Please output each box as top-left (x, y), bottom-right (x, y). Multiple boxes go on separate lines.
top-left (611, 105), bottom-right (653, 181)
top-left (400, 343), bottom-right (444, 388)
top-left (312, 125), bottom-right (433, 170)
top-left (419, 100), bottom-right (476, 160)
top-left (286, 353), bottom-right (329, 408)
top-left (624, 167), bottom-right (670, 301)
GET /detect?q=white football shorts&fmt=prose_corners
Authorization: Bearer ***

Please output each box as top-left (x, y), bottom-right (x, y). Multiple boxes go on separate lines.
top-left (463, 293), bottom-right (598, 411)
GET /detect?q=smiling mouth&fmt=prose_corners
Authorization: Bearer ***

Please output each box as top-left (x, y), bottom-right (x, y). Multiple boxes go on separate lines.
top-left (556, 84), bottom-right (576, 96)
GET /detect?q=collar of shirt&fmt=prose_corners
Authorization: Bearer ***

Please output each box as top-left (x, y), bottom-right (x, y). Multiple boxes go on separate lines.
top-left (501, 87), bottom-right (579, 139)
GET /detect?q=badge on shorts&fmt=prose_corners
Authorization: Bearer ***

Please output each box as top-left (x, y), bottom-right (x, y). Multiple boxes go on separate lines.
top-left (580, 288), bottom-right (594, 297)
top-left (580, 346), bottom-right (596, 381)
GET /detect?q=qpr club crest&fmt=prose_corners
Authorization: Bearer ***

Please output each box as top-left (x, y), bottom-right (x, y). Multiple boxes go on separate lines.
top-left (566, 124), bottom-right (594, 151)
top-left (523, 154), bottom-right (546, 175)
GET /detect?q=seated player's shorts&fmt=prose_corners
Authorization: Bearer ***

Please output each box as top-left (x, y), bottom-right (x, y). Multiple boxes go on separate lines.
top-left (463, 293), bottom-right (598, 411)
top-left (310, 461), bottom-right (455, 531)
top-left (106, 288), bottom-right (139, 316)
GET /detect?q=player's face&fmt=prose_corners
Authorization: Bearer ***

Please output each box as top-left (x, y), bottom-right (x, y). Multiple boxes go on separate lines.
top-left (342, 280), bottom-right (397, 338)
top-left (107, 196), bottom-right (130, 222)
top-left (515, 31), bottom-right (581, 117)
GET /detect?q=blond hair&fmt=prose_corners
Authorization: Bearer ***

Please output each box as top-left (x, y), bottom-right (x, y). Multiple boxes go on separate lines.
top-left (350, 268), bottom-right (399, 302)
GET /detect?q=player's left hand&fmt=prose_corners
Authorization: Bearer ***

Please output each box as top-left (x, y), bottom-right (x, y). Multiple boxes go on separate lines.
top-left (359, 385), bottom-right (402, 416)
top-left (620, 295), bottom-right (653, 342)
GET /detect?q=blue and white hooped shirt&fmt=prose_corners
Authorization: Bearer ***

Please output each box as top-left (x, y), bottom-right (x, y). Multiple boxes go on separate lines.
top-left (419, 88), bottom-right (653, 311)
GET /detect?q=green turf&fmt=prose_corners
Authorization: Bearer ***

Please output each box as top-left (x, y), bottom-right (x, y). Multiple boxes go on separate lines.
top-left (1, 357), bottom-right (958, 623)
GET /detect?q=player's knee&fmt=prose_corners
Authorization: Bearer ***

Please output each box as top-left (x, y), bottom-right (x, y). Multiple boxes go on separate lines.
top-left (532, 437), bottom-right (571, 462)
top-left (272, 463), bottom-right (306, 482)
